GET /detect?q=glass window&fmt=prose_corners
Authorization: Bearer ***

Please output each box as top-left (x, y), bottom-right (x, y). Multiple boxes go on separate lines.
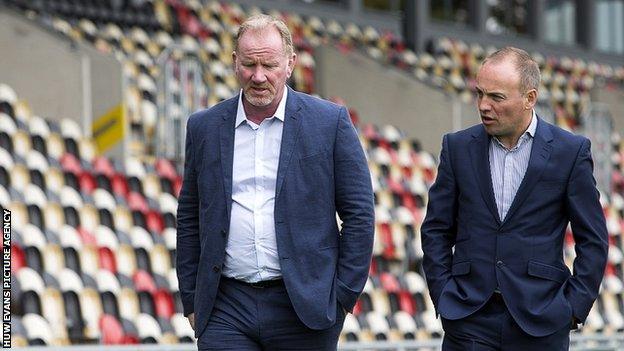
top-left (430, 0), bottom-right (469, 24)
top-left (544, 0), bottom-right (576, 45)
top-left (596, 0), bottom-right (624, 54)
top-left (486, 0), bottom-right (528, 35)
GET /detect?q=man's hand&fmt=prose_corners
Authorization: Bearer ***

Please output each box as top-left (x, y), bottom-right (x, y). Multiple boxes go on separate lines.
top-left (570, 316), bottom-right (579, 330)
top-left (188, 313), bottom-right (195, 331)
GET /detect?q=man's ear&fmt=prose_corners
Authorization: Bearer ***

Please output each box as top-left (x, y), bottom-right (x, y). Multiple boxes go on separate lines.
top-left (232, 51), bottom-right (238, 73)
top-left (525, 88), bottom-right (537, 110)
top-left (287, 53), bottom-right (297, 78)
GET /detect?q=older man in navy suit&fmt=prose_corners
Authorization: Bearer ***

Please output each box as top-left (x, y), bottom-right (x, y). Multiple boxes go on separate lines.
top-left (421, 47), bottom-right (608, 350)
top-left (176, 14), bottom-right (374, 350)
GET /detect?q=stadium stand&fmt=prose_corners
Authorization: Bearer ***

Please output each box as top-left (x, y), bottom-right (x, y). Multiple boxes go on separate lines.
top-left (1, 0), bottom-right (624, 349)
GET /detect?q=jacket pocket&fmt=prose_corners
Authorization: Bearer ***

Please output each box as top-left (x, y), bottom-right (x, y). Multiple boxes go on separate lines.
top-left (527, 260), bottom-right (570, 283)
top-left (451, 261), bottom-right (471, 276)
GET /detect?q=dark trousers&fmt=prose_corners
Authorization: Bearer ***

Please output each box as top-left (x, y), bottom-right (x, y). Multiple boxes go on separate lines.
top-left (197, 277), bottom-right (346, 351)
top-left (441, 293), bottom-right (570, 351)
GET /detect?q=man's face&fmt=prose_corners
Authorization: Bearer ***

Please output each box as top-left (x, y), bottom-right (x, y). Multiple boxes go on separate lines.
top-left (475, 60), bottom-right (533, 146)
top-left (233, 27), bottom-right (296, 109)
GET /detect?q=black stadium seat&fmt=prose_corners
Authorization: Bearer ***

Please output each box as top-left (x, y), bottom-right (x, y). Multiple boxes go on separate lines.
top-left (138, 291), bottom-right (156, 317)
top-left (29, 169), bottom-right (46, 191)
top-left (42, 272), bottom-right (61, 289)
top-left (11, 275), bottom-right (22, 315)
top-left (0, 166), bottom-right (9, 188)
top-left (96, 173), bottom-right (112, 192)
top-left (163, 213), bottom-right (176, 228)
top-left (27, 204), bottom-right (45, 229)
top-left (21, 290), bottom-right (42, 315)
top-left (31, 135), bottom-right (47, 157)
top-left (135, 248), bottom-right (152, 274)
top-left (98, 208), bottom-right (115, 230)
top-left (63, 137), bottom-right (79, 158)
top-left (63, 206), bottom-right (80, 227)
top-left (132, 209), bottom-right (147, 229)
top-left (0, 132), bottom-right (13, 155)
top-left (63, 171), bottom-right (80, 191)
top-left (24, 246), bottom-right (44, 273)
top-left (62, 290), bottom-right (86, 342)
top-left (63, 247), bottom-right (82, 274)
top-left (0, 102), bottom-right (15, 121)
top-left (100, 291), bottom-right (120, 320)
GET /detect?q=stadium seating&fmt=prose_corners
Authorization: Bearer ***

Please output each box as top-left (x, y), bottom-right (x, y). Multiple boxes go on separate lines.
top-left (4, 77), bottom-right (623, 345)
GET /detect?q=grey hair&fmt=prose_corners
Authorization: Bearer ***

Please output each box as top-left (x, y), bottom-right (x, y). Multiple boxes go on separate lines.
top-left (235, 14), bottom-right (294, 56)
top-left (482, 46), bottom-right (541, 93)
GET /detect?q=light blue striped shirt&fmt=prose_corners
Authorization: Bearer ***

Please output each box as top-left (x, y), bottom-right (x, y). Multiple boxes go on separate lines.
top-left (489, 111), bottom-right (537, 221)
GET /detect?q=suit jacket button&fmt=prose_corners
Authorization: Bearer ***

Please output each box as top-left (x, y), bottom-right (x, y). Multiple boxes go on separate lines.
top-left (213, 265), bottom-right (220, 272)
top-left (496, 261), bottom-right (504, 267)
top-left (221, 229), bottom-right (226, 236)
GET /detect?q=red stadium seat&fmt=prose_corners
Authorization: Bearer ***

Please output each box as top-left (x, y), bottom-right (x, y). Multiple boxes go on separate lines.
top-left (380, 272), bottom-right (401, 293)
top-left (111, 173), bottom-right (130, 198)
top-left (155, 158), bottom-right (178, 180)
top-left (77, 226), bottom-right (97, 246)
top-left (93, 156), bottom-right (116, 177)
top-left (98, 247), bottom-right (117, 274)
top-left (173, 176), bottom-right (182, 197)
top-left (60, 153), bottom-right (82, 175)
top-left (145, 210), bottom-right (164, 234)
top-left (133, 270), bottom-right (157, 293)
top-left (99, 314), bottom-right (125, 345)
top-left (12, 243), bottom-right (26, 273)
top-left (153, 288), bottom-right (175, 319)
top-left (398, 290), bottom-right (416, 315)
top-left (128, 191), bottom-right (149, 213)
top-left (79, 171), bottom-right (97, 195)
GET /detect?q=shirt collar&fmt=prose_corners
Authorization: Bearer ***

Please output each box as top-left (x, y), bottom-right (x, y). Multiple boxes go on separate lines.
top-left (492, 110), bottom-right (537, 150)
top-left (235, 87), bottom-right (288, 127)
top-left (526, 109), bottom-right (537, 138)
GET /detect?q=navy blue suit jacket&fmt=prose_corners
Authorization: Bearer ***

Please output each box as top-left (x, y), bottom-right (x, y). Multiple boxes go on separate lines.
top-left (421, 118), bottom-right (609, 337)
top-left (176, 87), bottom-right (375, 338)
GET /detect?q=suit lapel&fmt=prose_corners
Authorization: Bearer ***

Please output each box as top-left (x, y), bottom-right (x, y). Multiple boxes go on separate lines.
top-left (275, 87), bottom-right (303, 198)
top-left (219, 97), bottom-right (238, 216)
top-left (469, 127), bottom-right (501, 225)
top-left (502, 118), bottom-right (553, 226)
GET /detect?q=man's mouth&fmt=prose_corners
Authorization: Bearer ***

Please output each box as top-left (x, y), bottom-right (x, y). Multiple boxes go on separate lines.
top-left (481, 116), bottom-right (496, 125)
top-left (250, 86), bottom-right (270, 93)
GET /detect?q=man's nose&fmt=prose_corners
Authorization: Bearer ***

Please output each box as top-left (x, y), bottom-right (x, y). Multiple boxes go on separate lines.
top-left (478, 98), bottom-right (490, 112)
top-left (251, 68), bottom-right (267, 83)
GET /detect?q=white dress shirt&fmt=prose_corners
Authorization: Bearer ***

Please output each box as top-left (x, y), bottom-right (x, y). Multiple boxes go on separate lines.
top-left (222, 88), bottom-right (287, 283)
top-left (489, 111), bottom-right (537, 221)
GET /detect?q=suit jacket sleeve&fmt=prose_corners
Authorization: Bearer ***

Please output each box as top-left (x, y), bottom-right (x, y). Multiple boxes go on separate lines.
top-left (176, 115), bottom-right (201, 316)
top-left (421, 134), bottom-right (458, 309)
top-left (564, 138), bottom-right (609, 322)
top-left (333, 106), bottom-right (375, 312)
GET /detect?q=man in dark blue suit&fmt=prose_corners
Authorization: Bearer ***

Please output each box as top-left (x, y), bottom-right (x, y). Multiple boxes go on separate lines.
top-left (421, 47), bottom-right (608, 350)
top-left (176, 14), bottom-right (374, 350)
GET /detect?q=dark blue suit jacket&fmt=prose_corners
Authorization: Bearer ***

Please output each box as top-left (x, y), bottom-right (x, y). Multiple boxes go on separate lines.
top-left (176, 87), bottom-right (375, 338)
top-left (421, 118), bottom-right (609, 337)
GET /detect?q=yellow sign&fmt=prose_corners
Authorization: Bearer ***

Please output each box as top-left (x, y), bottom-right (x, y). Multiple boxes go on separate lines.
top-left (92, 104), bottom-right (125, 154)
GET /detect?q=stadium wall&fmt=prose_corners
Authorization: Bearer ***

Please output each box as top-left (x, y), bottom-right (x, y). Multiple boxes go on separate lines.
top-left (0, 8), bottom-right (126, 159)
top-left (314, 45), bottom-right (477, 155)
top-left (594, 88), bottom-right (624, 134)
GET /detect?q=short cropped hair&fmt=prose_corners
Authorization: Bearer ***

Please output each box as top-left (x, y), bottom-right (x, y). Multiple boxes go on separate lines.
top-left (235, 14), bottom-right (294, 57)
top-left (482, 47), bottom-right (541, 93)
